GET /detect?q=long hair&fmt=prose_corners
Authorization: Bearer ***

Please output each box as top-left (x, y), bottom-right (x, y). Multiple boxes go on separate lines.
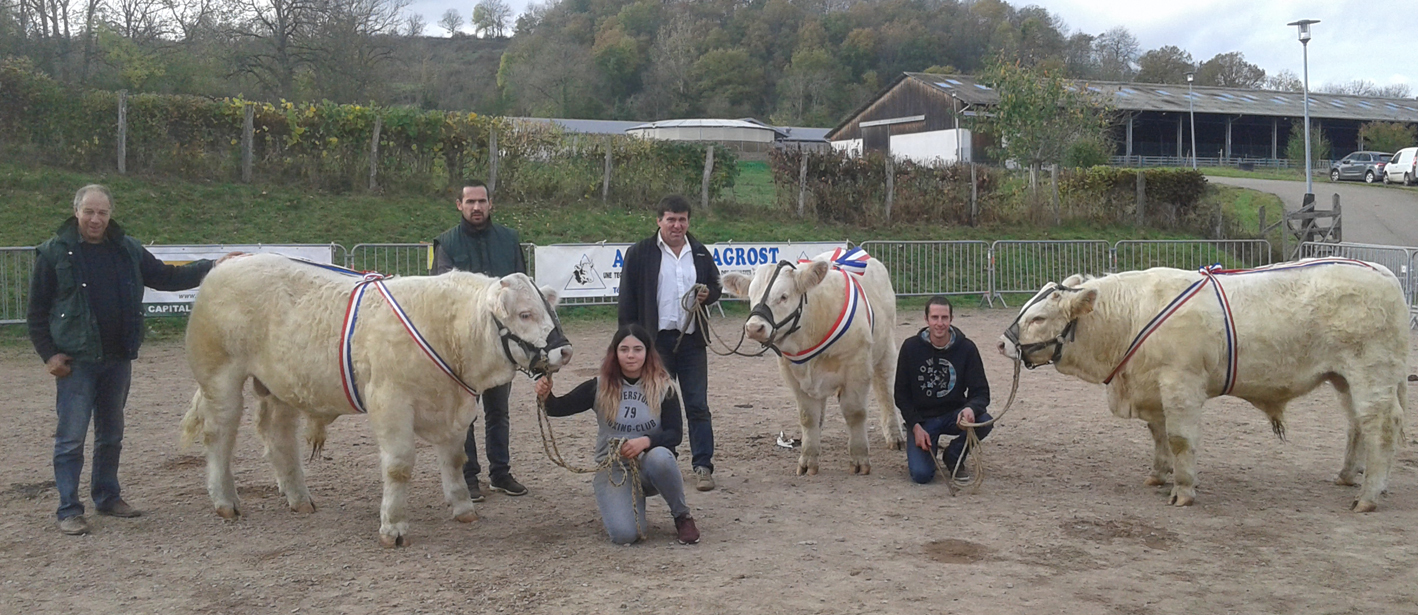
top-left (595, 324), bottom-right (672, 423)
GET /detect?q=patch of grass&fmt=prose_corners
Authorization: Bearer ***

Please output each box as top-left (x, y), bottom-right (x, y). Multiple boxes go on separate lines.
top-left (1197, 166), bottom-right (1308, 182)
top-left (728, 161), bottom-right (775, 208)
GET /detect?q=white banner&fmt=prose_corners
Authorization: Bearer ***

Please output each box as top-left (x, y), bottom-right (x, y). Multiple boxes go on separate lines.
top-left (143, 244), bottom-right (336, 316)
top-left (535, 241), bottom-right (847, 299)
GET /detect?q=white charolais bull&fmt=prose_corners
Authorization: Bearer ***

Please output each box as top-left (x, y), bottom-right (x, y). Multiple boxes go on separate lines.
top-left (999, 258), bottom-right (1408, 512)
top-left (181, 254), bottom-right (571, 546)
top-left (722, 249), bottom-right (903, 475)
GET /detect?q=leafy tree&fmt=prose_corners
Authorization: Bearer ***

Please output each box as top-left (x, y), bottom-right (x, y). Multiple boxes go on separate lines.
top-left (691, 47), bottom-right (765, 117)
top-left (471, 0), bottom-right (510, 38)
top-left (438, 8), bottom-right (461, 36)
top-left (1092, 26), bottom-right (1137, 81)
top-left (1195, 51), bottom-right (1264, 88)
top-left (1285, 119), bottom-right (1332, 167)
top-left (1135, 45), bottom-right (1193, 84)
top-left (773, 45), bottom-right (840, 126)
top-left (1359, 122), bottom-right (1417, 153)
top-left (984, 58), bottom-right (1112, 176)
top-left (1264, 69), bottom-right (1301, 92)
top-left (96, 25), bottom-right (166, 90)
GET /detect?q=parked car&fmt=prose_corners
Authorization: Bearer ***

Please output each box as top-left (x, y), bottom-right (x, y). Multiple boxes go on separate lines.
top-left (1330, 151), bottom-right (1392, 183)
top-left (1383, 147), bottom-right (1418, 186)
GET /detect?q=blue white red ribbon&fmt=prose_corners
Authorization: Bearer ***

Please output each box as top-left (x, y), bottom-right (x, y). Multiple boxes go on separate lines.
top-left (338, 274), bottom-right (480, 413)
top-left (782, 268), bottom-right (875, 365)
top-left (827, 246), bottom-right (871, 277)
top-left (1102, 257), bottom-right (1377, 396)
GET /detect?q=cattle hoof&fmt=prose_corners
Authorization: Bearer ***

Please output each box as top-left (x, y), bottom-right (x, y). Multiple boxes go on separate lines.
top-left (797, 464), bottom-right (818, 476)
top-left (1334, 475), bottom-right (1359, 487)
top-left (1168, 494), bottom-right (1194, 507)
top-left (215, 506), bottom-right (240, 520)
top-left (454, 511), bottom-right (478, 523)
top-left (1351, 499), bottom-right (1378, 513)
top-left (291, 501), bottom-right (316, 514)
top-left (1144, 476), bottom-right (1166, 487)
top-left (851, 463), bottom-right (871, 475)
top-left (379, 534), bottom-right (408, 548)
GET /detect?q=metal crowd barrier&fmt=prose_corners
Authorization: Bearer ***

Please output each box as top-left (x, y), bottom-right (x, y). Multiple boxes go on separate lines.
top-left (987, 240), bottom-right (1111, 306)
top-left (0, 247), bottom-right (35, 325)
top-left (857, 240), bottom-right (990, 300)
top-left (1113, 239), bottom-right (1273, 273)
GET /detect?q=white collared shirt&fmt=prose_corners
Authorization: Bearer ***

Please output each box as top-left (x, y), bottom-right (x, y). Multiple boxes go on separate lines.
top-left (656, 232), bottom-right (697, 334)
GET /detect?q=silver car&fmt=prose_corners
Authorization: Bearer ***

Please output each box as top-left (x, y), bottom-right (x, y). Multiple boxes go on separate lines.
top-left (1330, 151), bottom-right (1392, 183)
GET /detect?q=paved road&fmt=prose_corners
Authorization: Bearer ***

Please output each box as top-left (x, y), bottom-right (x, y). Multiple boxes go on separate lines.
top-left (1208, 176), bottom-right (1418, 247)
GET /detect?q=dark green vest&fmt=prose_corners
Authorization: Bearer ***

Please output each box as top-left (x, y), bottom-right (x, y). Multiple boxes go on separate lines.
top-left (35, 220), bottom-right (149, 362)
top-left (434, 221), bottom-right (523, 277)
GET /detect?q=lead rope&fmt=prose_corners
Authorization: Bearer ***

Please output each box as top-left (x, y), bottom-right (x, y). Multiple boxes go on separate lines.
top-left (930, 359), bottom-right (1022, 495)
top-left (533, 385), bottom-right (646, 540)
top-left (677, 283), bottom-right (773, 358)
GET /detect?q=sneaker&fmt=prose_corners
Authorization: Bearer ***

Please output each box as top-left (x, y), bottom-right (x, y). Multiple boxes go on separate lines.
top-left (693, 467), bottom-right (715, 492)
top-left (490, 474), bottom-right (528, 496)
top-left (674, 514), bottom-right (700, 545)
top-left (96, 499), bottom-right (142, 518)
top-left (57, 516), bottom-right (89, 535)
top-left (468, 479), bottom-right (486, 503)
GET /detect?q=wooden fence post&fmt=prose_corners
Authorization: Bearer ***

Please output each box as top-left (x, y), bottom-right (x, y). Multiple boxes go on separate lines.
top-left (602, 137), bottom-right (612, 203)
top-left (1050, 163), bottom-right (1060, 225)
top-left (969, 162), bottom-right (978, 226)
top-left (1135, 170), bottom-right (1146, 227)
top-left (241, 103), bottom-right (254, 183)
top-left (488, 128), bottom-right (499, 195)
top-left (1332, 193), bottom-right (1342, 243)
top-left (116, 91), bottom-right (127, 175)
top-left (701, 145), bottom-right (714, 212)
top-left (884, 154), bottom-right (895, 222)
top-left (368, 113), bottom-right (381, 192)
top-left (796, 151), bottom-right (808, 217)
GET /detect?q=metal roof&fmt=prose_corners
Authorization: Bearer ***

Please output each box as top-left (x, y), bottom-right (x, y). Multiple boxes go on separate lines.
top-left (511, 117), bottom-right (645, 135)
top-left (628, 118), bottom-right (786, 136)
top-left (906, 73), bottom-right (1418, 123)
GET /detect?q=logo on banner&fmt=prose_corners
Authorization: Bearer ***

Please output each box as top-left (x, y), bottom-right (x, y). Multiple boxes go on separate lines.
top-left (567, 255), bottom-right (607, 290)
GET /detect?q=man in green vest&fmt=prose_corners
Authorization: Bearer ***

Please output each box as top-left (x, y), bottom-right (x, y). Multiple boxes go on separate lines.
top-left (28, 184), bottom-right (237, 536)
top-left (433, 179), bottom-right (529, 501)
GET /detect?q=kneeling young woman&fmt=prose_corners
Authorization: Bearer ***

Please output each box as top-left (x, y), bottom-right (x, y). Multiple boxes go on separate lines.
top-left (536, 324), bottom-right (700, 545)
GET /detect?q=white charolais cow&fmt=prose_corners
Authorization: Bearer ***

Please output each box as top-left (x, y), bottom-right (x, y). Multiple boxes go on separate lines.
top-left (722, 249), bottom-right (903, 475)
top-left (181, 254), bottom-right (571, 546)
top-left (999, 258), bottom-right (1408, 512)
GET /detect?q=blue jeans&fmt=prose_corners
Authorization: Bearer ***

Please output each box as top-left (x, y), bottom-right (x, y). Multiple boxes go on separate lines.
top-left (906, 411), bottom-right (993, 484)
top-left (656, 331), bottom-right (713, 472)
top-left (53, 359), bottom-right (132, 519)
top-left (463, 382), bottom-right (512, 483)
top-left (593, 447), bottom-right (689, 545)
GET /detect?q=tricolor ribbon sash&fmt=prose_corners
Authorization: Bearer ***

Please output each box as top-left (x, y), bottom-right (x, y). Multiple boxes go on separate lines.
top-left (782, 249), bottom-right (876, 365)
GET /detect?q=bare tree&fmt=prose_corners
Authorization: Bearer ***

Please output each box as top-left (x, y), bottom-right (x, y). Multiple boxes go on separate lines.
top-left (307, 0), bottom-right (408, 101)
top-left (1264, 69), bottom-right (1302, 92)
top-left (401, 9), bottom-right (422, 36)
top-left (230, 0), bottom-right (317, 100)
top-left (1093, 26), bottom-right (1137, 81)
top-left (437, 7), bottom-right (459, 36)
top-left (1321, 79), bottom-right (1412, 99)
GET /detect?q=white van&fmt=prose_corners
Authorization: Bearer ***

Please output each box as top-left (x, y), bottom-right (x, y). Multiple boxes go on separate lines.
top-left (1384, 147), bottom-right (1418, 185)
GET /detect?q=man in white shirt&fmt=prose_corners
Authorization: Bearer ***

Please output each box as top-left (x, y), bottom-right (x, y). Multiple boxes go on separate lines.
top-left (617, 195), bottom-right (723, 491)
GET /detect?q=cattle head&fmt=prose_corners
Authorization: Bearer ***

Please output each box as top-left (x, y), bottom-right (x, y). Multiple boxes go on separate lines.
top-left (998, 275), bottom-right (1097, 369)
top-left (722, 259), bottom-right (832, 350)
top-left (492, 273), bottom-right (572, 377)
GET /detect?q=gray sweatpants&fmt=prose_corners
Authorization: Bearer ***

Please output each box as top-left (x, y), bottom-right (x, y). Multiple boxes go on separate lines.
top-left (593, 447), bottom-right (690, 545)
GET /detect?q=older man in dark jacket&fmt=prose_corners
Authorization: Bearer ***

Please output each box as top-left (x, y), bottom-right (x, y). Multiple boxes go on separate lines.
top-left (29, 185), bottom-right (233, 536)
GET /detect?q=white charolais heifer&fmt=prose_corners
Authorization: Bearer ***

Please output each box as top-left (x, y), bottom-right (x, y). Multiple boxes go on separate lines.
top-left (999, 258), bottom-right (1408, 512)
top-left (181, 254), bottom-right (571, 546)
top-left (722, 249), bottom-right (903, 475)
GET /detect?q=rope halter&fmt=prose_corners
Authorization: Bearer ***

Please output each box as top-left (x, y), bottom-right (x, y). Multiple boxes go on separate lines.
top-left (492, 287), bottom-right (571, 379)
top-left (1002, 282), bottom-right (1084, 370)
top-left (747, 260), bottom-right (808, 357)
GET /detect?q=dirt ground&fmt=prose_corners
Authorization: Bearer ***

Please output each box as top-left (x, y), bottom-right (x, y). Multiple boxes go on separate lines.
top-left (2, 307), bottom-right (1417, 615)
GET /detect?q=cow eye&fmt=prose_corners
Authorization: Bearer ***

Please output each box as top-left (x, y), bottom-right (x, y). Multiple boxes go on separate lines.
top-left (1029, 316), bottom-right (1045, 325)
top-left (519, 310), bottom-right (533, 320)
top-left (777, 293), bottom-right (789, 303)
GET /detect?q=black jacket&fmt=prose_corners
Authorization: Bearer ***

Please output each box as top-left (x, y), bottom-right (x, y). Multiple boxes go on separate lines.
top-left (432, 218), bottom-right (525, 277)
top-left (617, 232), bottom-right (722, 343)
top-left (894, 326), bottom-right (991, 427)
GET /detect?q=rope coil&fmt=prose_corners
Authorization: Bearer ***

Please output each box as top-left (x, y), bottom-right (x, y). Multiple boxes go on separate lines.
top-left (534, 386), bottom-right (647, 540)
top-left (931, 359), bottom-right (1021, 495)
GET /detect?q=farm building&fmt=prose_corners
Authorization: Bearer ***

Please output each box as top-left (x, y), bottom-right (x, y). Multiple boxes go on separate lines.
top-left (828, 73), bottom-right (1418, 167)
top-left (627, 118), bottom-right (830, 159)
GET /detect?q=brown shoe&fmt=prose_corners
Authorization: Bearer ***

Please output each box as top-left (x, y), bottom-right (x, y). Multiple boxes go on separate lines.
top-left (97, 500), bottom-right (142, 518)
top-left (674, 514), bottom-right (700, 545)
top-left (693, 467), bottom-right (715, 492)
top-left (57, 516), bottom-right (89, 535)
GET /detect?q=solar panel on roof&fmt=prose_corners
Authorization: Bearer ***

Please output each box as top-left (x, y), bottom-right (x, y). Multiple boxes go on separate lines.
top-left (974, 83), bottom-right (991, 90)
top-left (1330, 100), bottom-right (1346, 107)
top-left (1087, 86), bottom-right (1101, 92)
top-left (1155, 89), bottom-right (1171, 95)
top-left (1120, 88), bottom-right (1136, 94)
top-left (945, 78), bottom-right (962, 85)
top-left (1241, 94), bottom-right (1259, 101)
top-left (934, 82), bottom-right (953, 89)
top-left (1216, 93), bottom-right (1233, 101)
top-left (1272, 96), bottom-right (1289, 103)
top-left (1357, 101), bottom-right (1373, 109)
top-left (1385, 102), bottom-right (1400, 109)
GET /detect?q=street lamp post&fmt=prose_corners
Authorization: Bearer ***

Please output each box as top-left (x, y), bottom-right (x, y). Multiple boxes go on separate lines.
top-left (1288, 18), bottom-right (1320, 199)
top-left (1186, 72), bottom-right (1197, 170)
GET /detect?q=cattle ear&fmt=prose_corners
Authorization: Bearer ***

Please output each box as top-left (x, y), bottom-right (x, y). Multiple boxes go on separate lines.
top-left (794, 260), bottom-right (831, 293)
top-left (1061, 274), bottom-right (1087, 287)
top-left (540, 286), bottom-right (560, 307)
top-left (722, 272), bottom-right (751, 297)
top-left (1070, 288), bottom-right (1098, 317)
top-left (500, 276), bottom-right (514, 288)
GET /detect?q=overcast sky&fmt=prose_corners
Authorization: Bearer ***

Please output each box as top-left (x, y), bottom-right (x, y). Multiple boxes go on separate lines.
top-left (408, 0), bottom-right (1413, 91)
